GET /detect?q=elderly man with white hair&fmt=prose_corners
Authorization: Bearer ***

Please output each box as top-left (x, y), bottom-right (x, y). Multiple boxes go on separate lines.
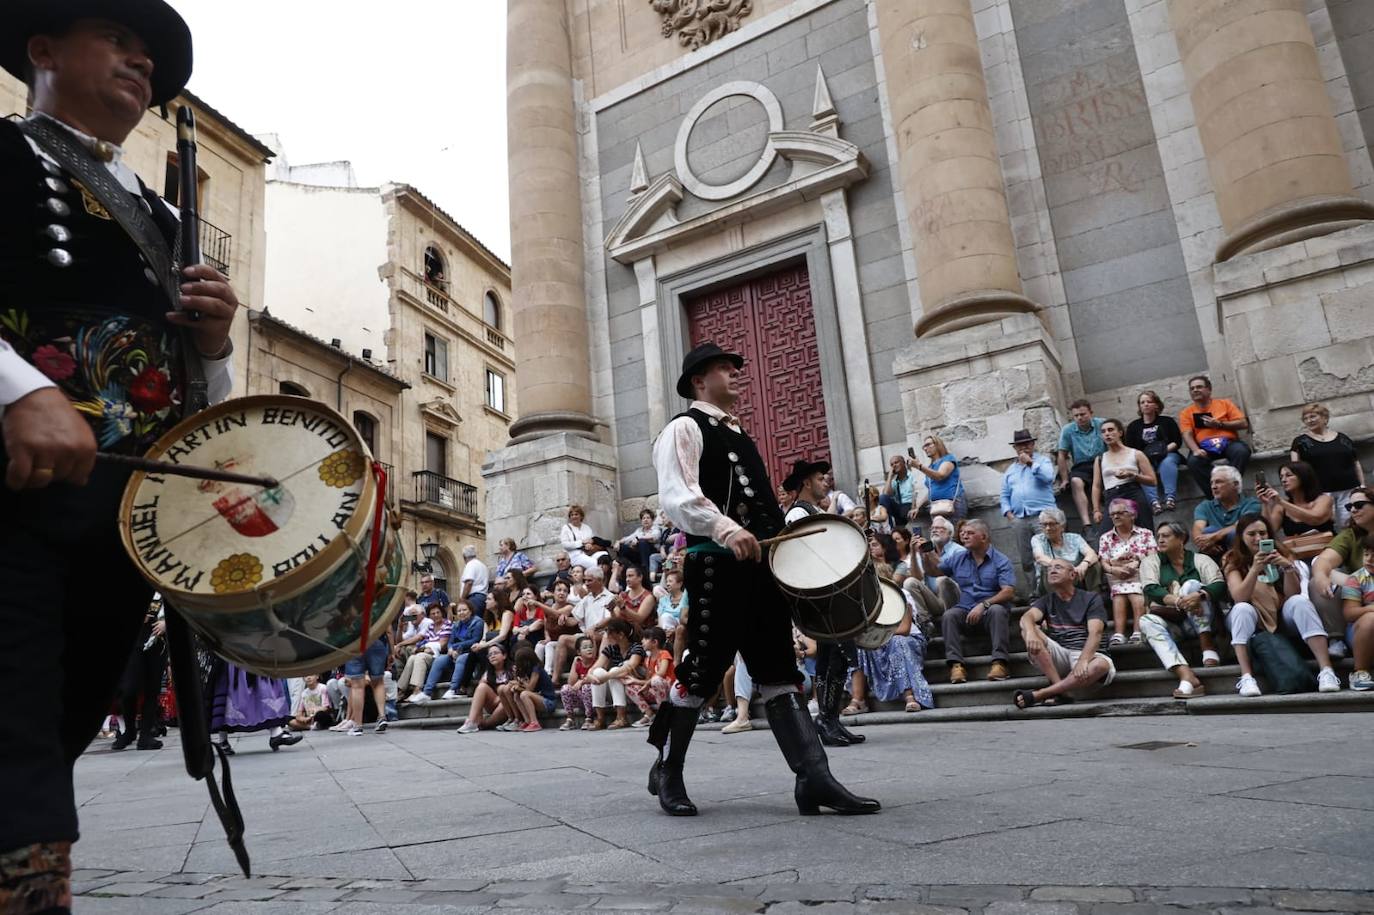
top-left (572, 566), bottom-right (616, 649)
top-left (912, 519), bottom-right (1017, 683)
top-left (459, 544), bottom-right (490, 618)
top-left (1192, 464), bottom-right (1261, 558)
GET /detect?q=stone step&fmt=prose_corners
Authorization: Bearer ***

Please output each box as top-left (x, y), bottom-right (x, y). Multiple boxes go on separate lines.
top-left (923, 642), bottom-right (1167, 683)
top-left (387, 690), bottom-right (1374, 732)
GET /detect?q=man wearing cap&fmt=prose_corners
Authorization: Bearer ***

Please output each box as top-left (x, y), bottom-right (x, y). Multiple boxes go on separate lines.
top-left (1001, 429), bottom-right (1058, 592)
top-left (1, 3), bottom-right (240, 908)
top-left (783, 457), bottom-right (867, 748)
top-left (646, 342), bottom-right (879, 819)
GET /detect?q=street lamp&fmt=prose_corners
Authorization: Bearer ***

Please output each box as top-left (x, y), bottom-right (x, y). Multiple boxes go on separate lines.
top-left (412, 538), bottom-right (439, 574)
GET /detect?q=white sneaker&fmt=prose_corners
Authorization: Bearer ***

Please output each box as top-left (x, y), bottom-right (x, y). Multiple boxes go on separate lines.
top-left (408, 693), bottom-right (431, 704)
top-left (496, 721), bottom-right (518, 732)
top-left (1350, 670), bottom-right (1373, 691)
top-left (440, 690), bottom-right (459, 700)
top-left (348, 725), bottom-right (364, 736)
top-left (1317, 668), bottom-right (1342, 693)
top-left (456, 721), bottom-right (479, 734)
top-left (1236, 674), bottom-right (1262, 698)
top-left (328, 719), bottom-right (354, 733)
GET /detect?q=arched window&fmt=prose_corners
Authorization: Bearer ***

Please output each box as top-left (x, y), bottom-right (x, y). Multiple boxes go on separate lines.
top-left (279, 381), bottom-right (310, 397)
top-left (483, 290), bottom-right (501, 330)
top-left (428, 553), bottom-right (450, 595)
top-left (423, 245), bottom-right (447, 290)
top-left (352, 411), bottom-right (377, 455)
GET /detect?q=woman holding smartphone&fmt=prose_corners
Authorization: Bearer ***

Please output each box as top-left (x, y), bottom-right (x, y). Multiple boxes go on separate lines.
top-left (1223, 514), bottom-right (1341, 697)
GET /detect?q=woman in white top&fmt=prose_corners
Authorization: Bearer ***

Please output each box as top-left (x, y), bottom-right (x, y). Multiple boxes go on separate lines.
top-left (1092, 418), bottom-right (1158, 535)
top-left (559, 504), bottom-right (607, 571)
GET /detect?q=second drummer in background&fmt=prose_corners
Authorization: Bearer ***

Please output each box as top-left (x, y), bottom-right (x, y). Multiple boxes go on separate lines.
top-left (0, 3), bottom-right (239, 910)
top-left (781, 458), bottom-right (867, 749)
top-left (646, 341), bottom-right (880, 819)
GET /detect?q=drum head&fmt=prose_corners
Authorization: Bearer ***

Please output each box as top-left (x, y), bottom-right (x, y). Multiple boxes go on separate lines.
top-left (770, 514), bottom-right (868, 591)
top-left (874, 578), bottom-right (906, 627)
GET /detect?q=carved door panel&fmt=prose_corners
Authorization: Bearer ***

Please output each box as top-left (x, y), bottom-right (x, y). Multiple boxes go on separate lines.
top-left (685, 263), bottom-right (828, 492)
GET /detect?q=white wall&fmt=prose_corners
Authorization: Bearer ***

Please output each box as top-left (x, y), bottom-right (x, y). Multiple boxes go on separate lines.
top-left (263, 182), bottom-right (390, 359)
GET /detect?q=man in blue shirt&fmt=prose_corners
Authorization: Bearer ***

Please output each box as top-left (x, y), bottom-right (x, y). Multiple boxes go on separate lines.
top-left (1191, 464), bottom-right (1261, 558)
top-left (417, 574), bottom-right (450, 614)
top-left (913, 520), bottom-right (1016, 683)
top-left (1056, 400), bottom-right (1105, 538)
top-left (879, 454), bottom-right (924, 528)
top-left (1001, 429), bottom-right (1058, 590)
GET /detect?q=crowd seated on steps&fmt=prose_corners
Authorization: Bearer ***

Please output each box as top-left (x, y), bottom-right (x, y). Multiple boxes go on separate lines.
top-left (286, 394), bottom-right (1373, 738)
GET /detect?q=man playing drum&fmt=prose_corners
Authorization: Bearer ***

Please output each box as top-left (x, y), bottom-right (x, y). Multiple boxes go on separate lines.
top-left (647, 342), bottom-right (879, 818)
top-left (0, 3), bottom-right (238, 909)
top-left (782, 458), bottom-right (866, 748)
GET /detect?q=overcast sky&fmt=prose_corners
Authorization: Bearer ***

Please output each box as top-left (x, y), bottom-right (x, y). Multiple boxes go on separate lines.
top-left (174, 0), bottom-right (511, 261)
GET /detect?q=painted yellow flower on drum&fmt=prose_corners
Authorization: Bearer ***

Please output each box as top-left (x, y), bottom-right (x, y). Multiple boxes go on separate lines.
top-left (211, 553), bottom-right (264, 593)
top-left (319, 449), bottom-right (367, 489)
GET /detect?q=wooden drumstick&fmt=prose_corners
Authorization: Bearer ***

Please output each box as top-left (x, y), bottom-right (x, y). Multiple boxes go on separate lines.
top-left (756, 528), bottom-right (826, 548)
top-left (96, 452), bottom-right (280, 488)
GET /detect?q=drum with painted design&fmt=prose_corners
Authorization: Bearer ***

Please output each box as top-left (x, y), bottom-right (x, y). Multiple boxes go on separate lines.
top-left (117, 395), bottom-right (405, 677)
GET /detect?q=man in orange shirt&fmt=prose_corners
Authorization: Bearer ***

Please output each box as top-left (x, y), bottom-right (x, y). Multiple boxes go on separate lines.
top-left (1179, 375), bottom-right (1251, 493)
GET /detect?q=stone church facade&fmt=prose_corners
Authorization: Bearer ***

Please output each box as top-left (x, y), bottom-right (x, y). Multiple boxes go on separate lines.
top-left (486, 0), bottom-right (1374, 561)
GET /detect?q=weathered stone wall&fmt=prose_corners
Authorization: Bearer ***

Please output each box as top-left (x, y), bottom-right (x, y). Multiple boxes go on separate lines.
top-left (1217, 222), bottom-right (1374, 451)
top-left (1011, 0), bottom-right (1203, 392)
top-left (1328, 0), bottom-right (1374, 191)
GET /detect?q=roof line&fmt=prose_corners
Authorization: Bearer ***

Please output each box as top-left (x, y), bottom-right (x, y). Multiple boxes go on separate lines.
top-left (249, 309), bottom-right (410, 389)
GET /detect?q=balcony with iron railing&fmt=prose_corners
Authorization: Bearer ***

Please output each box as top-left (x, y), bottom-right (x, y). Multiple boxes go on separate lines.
top-left (199, 216), bottom-right (232, 276)
top-left (412, 470), bottom-right (478, 517)
top-left (396, 267), bottom-right (512, 356)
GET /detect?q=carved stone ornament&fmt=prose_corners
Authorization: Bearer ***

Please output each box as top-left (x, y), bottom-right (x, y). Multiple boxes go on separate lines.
top-left (650, 0), bottom-right (754, 50)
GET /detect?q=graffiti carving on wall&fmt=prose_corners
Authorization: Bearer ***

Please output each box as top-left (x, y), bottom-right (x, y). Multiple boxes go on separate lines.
top-left (650, 0), bottom-right (754, 50)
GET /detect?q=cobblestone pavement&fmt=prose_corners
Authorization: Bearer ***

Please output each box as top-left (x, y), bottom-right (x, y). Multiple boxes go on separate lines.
top-left (70, 713), bottom-right (1374, 913)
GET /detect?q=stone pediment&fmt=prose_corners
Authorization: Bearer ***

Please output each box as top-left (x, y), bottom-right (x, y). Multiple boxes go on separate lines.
top-left (606, 130), bottom-right (867, 264)
top-left (420, 398), bottom-right (463, 427)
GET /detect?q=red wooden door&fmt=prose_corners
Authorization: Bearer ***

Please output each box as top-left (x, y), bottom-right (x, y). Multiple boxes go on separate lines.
top-left (685, 263), bottom-right (828, 492)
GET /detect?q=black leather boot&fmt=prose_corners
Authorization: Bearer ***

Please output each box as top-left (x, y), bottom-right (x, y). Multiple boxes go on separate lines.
top-left (646, 703), bottom-right (698, 816)
top-left (765, 692), bottom-right (880, 816)
top-left (813, 669), bottom-right (851, 747)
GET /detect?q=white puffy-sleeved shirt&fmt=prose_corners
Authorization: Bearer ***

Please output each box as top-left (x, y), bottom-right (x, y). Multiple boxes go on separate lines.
top-left (652, 400), bottom-right (754, 548)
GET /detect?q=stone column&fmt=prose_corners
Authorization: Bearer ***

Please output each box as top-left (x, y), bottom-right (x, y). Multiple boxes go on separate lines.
top-left (1168, 0), bottom-right (1374, 261)
top-left (874, 0), bottom-right (1039, 337)
top-left (505, 0), bottom-right (597, 441)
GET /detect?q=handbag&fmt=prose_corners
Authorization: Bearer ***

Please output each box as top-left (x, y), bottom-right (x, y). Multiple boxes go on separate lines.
top-left (929, 476), bottom-right (964, 517)
top-left (1281, 531), bottom-right (1334, 561)
top-left (1248, 631), bottom-right (1316, 694)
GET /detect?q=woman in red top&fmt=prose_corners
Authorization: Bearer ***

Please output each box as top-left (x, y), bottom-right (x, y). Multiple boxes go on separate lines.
top-left (627, 626), bottom-right (675, 728)
top-left (511, 585), bottom-right (546, 649)
top-left (613, 565), bottom-right (658, 629)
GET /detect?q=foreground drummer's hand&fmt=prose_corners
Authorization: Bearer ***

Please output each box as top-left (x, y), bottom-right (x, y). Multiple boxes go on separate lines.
top-left (3, 388), bottom-right (97, 490)
top-left (727, 529), bottom-right (762, 562)
top-left (169, 264), bottom-right (239, 358)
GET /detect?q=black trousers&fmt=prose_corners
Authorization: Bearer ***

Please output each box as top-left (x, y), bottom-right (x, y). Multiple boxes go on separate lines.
top-left (117, 637), bottom-right (167, 740)
top-left (0, 465), bottom-right (152, 850)
top-left (678, 549), bottom-right (800, 699)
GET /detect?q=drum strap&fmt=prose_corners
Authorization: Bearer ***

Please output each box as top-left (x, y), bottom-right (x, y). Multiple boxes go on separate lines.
top-left (163, 606), bottom-right (251, 875)
top-left (359, 463), bottom-right (390, 656)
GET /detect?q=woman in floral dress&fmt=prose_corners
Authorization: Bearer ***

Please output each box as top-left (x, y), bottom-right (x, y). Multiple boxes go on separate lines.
top-left (848, 591), bottom-right (935, 714)
top-left (1099, 497), bottom-right (1158, 646)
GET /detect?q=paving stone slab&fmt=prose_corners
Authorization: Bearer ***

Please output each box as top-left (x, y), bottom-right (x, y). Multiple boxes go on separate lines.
top-left (494, 892), bottom-right (602, 908)
top-left (145, 883), bottom-right (223, 899)
top-left (927, 886), bottom-right (1028, 903)
top-left (92, 882), bottom-right (167, 896)
top-left (1271, 890), bottom-right (1374, 912)
top-left (411, 890), bottom-right (501, 906)
top-left (486, 878), bottom-right (570, 895)
top-left (860, 885), bottom-right (927, 902)
top-left (759, 882), bottom-right (860, 902)
top-left (71, 869), bottom-right (121, 881)
top-left (345, 888), bottom-right (426, 903)
top-left (276, 887), bottom-right (352, 902)
top-left (209, 887), bottom-right (287, 901)
top-left (985, 903), bottom-right (1083, 915)
top-left (156, 873), bottom-right (218, 885)
top-left (596, 897), bottom-right (674, 911)
top-left (414, 878), bottom-right (491, 892)
top-left (1144, 888), bottom-right (1263, 906)
top-left (668, 895), bottom-right (766, 914)
top-left (1030, 887), bottom-right (1135, 903)
top-left (276, 876), bottom-right (353, 889)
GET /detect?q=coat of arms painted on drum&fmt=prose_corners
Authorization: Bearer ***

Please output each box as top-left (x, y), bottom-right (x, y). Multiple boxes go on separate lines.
top-left (117, 397), bottom-right (405, 677)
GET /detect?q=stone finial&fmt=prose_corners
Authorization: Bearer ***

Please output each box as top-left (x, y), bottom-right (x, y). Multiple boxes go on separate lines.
top-left (810, 64), bottom-right (839, 136)
top-left (629, 142), bottom-right (650, 198)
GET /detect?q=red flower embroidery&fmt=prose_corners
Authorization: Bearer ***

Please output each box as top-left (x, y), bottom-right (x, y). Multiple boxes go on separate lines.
top-left (128, 366), bottom-right (173, 412)
top-left (32, 344), bottom-right (76, 381)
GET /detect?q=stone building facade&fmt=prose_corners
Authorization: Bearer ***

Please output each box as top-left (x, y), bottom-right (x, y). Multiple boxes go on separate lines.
top-left (487, 0), bottom-right (1374, 566)
top-left (262, 171), bottom-right (516, 592)
top-left (3, 79), bottom-right (273, 402)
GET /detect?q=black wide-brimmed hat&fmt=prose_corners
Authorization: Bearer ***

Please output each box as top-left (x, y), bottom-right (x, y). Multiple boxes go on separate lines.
top-left (676, 342), bottom-right (744, 399)
top-left (782, 457), bottom-right (831, 493)
top-left (2, 0), bottom-right (193, 107)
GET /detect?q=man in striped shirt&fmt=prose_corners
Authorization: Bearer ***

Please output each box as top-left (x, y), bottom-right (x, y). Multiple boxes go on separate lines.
top-left (1014, 560), bottom-right (1116, 709)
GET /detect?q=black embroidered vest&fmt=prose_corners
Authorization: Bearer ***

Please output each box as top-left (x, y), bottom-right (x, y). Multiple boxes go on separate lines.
top-left (678, 408), bottom-right (784, 546)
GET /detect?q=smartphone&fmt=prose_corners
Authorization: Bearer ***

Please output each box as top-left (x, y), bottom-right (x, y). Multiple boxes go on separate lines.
top-left (907, 446), bottom-right (917, 459)
top-left (1258, 538), bottom-right (1274, 554)
top-left (920, 540), bottom-right (936, 553)
top-left (1254, 470), bottom-right (1268, 490)
top-left (911, 525), bottom-right (923, 538)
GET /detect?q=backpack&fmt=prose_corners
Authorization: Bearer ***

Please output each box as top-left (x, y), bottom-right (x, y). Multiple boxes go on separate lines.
top-left (1248, 631), bottom-right (1316, 694)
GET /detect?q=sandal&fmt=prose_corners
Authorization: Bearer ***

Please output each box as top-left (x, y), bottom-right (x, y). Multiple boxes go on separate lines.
top-left (1109, 633), bottom-right (1126, 647)
top-left (559, 718), bottom-right (576, 731)
top-left (904, 701), bottom-right (922, 713)
top-left (1201, 650), bottom-right (1220, 668)
top-left (1165, 496), bottom-right (1177, 511)
top-left (841, 701), bottom-right (866, 716)
top-left (1013, 689), bottom-right (1039, 710)
top-left (608, 718), bottom-right (629, 730)
top-left (1151, 500), bottom-right (1164, 515)
top-left (580, 719), bottom-right (594, 731)
top-left (1172, 681), bottom-right (1205, 699)
top-left (1128, 632), bottom-right (1143, 645)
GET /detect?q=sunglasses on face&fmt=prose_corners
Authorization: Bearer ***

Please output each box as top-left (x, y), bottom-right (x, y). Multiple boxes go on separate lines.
top-left (1347, 501), bottom-right (1373, 512)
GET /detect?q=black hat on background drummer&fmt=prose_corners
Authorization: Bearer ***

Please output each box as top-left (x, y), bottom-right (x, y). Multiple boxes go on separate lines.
top-left (2, 0), bottom-right (194, 107)
top-left (676, 342), bottom-right (744, 398)
top-left (783, 458), bottom-right (831, 494)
